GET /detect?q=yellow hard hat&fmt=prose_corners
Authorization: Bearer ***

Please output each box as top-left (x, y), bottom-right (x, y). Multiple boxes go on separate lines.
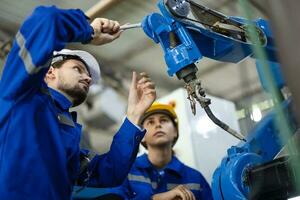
top-left (139, 102), bottom-right (178, 129)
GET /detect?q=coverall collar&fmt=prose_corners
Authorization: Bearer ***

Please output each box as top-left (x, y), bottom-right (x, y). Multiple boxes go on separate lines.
top-left (136, 154), bottom-right (184, 177)
top-left (48, 87), bottom-right (73, 110)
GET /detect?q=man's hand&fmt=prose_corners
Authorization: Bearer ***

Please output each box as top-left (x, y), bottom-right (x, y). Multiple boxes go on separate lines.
top-left (127, 71), bottom-right (156, 125)
top-left (152, 185), bottom-right (196, 200)
top-left (90, 18), bottom-right (122, 45)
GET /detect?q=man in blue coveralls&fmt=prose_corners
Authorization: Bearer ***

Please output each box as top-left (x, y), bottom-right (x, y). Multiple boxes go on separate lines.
top-left (110, 102), bottom-right (213, 200)
top-left (0, 5), bottom-right (156, 200)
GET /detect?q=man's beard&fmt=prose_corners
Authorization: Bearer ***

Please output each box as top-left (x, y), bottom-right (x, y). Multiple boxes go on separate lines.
top-left (58, 82), bottom-right (88, 107)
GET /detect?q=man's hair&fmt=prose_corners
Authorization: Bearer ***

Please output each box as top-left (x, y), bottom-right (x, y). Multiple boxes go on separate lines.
top-left (51, 54), bottom-right (89, 73)
top-left (51, 60), bottom-right (67, 68)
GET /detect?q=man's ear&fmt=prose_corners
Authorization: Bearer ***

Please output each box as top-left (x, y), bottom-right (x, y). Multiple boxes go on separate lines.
top-left (45, 66), bottom-right (56, 81)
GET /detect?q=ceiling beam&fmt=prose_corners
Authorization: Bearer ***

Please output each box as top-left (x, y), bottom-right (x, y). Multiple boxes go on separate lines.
top-left (85, 0), bottom-right (122, 20)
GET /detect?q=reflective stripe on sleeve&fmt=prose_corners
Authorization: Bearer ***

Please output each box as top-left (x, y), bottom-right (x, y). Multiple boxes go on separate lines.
top-left (16, 31), bottom-right (50, 74)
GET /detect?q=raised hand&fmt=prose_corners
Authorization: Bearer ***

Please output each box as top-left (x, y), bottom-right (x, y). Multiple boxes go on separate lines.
top-left (127, 71), bottom-right (156, 125)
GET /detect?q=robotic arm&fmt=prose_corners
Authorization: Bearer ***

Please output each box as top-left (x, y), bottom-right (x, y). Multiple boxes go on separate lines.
top-left (141, 0), bottom-right (299, 199)
top-left (141, 0), bottom-right (280, 142)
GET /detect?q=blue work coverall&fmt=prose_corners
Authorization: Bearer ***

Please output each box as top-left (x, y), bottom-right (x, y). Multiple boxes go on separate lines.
top-left (0, 6), bottom-right (145, 200)
top-left (109, 154), bottom-right (213, 200)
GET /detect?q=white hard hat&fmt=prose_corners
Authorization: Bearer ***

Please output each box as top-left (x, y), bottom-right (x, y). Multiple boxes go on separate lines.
top-left (52, 49), bottom-right (101, 85)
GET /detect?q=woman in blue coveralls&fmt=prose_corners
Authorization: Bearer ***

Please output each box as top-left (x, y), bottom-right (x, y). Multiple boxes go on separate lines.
top-left (0, 5), bottom-right (156, 200)
top-left (110, 102), bottom-right (213, 200)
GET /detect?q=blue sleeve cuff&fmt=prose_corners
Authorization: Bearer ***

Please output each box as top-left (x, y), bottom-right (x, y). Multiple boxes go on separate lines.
top-left (114, 117), bottom-right (146, 142)
top-left (80, 10), bottom-right (94, 44)
top-left (126, 117), bottom-right (144, 131)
